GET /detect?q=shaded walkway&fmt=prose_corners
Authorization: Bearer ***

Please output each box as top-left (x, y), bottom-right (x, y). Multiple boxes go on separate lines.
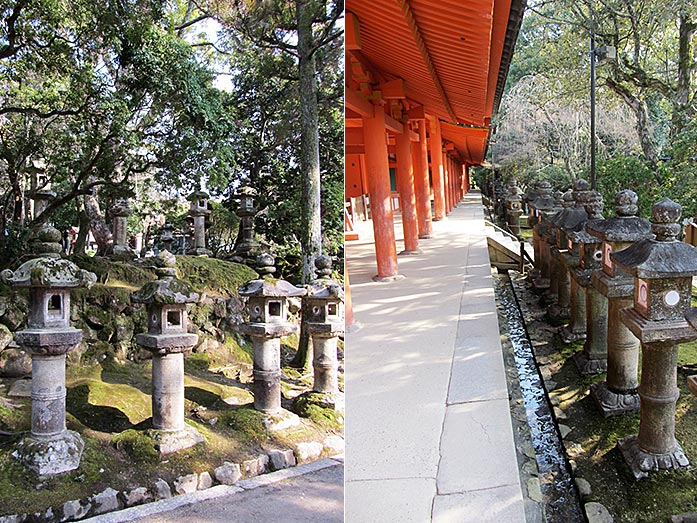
top-left (346, 191), bottom-right (525, 522)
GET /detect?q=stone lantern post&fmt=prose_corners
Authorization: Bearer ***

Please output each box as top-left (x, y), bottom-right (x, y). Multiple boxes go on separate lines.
top-left (305, 256), bottom-right (344, 401)
top-left (589, 190), bottom-right (652, 416)
top-left (571, 191), bottom-right (608, 374)
top-left (239, 254), bottom-right (306, 415)
top-left (30, 165), bottom-right (55, 220)
top-left (131, 250), bottom-right (203, 454)
top-left (229, 186), bottom-right (260, 264)
top-left (110, 199), bottom-right (137, 260)
top-left (1, 227), bottom-right (95, 475)
top-left (504, 183), bottom-right (523, 236)
top-left (612, 198), bottom-right (697, 479)
top-left (527, 181), bottom-right (553, 278)
top-left (533, 190), bottom-right (564, 294)
top-left (187, 190), bottom-right (212, 256)
top-left (159, 221), bottom-right (176, 253)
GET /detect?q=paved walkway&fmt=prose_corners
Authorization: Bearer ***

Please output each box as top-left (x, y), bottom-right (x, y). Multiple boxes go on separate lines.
top-left (82, 458), bottom-right (343, 523)
top-left (345, 191), bottom-right (526, 522)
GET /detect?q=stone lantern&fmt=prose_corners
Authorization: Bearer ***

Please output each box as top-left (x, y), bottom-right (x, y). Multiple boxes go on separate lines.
top-left (504, 183), bottom-right (523, 236)
top-left (159, 221), bottom-right (176, 253)
top-left (239, 254), bottom-right (306, 416)
top-left (305, 256), bottom-right (344, 401)
top-left (612, 198), bottom-right (697, 479)
top-left (528, 181), bottom-right (554, 279)
top-left (229, 186), bottom-right (259, 264)
top-left (533, 190), bottom-right (564, 293)
top-left (187, 190), bottom-right (212, 256)
top-left (131, 250), bottom-right (203, 454)
top-left (1, 227), bottom-right (96, 475)
top-left (588, 190), bottom-right (653, 416)
top-left (110, 199), bottom-right (137, 260)
top-left (571, 191), bottom-right (607, 374)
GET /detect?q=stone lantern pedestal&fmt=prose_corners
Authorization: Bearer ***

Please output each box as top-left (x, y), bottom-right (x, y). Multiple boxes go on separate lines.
top-left (1, 227), bottom-right (96, 475)
top-left (588, 190), bottom-right (653, 417)
top-left (239, 255), bottom-right (306, 425)
top-left (187, 190), bottom-right (213, 257)
top-left (110, 199), bottom-right (137, 260)
top-left (305, 256), bottom-right (344, 408)
top-left (612, 198), bottom-right (697, 479)
top-left (131, 251), bottom-right (203, 454)
top-left (571, 191), bottom-right (607, 374)
top-left (532, 187), bottom-right (562, 293)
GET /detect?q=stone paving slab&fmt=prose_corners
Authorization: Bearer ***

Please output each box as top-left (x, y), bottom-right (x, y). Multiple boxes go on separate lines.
top-left (346, 192), bottom-right (525, 522)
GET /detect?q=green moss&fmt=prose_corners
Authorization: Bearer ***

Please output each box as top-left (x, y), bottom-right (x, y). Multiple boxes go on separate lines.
top-left (184, 375), bottom-right (253, 408)
top-left (0, 401), bottom-right (30, 433)
top-left (225, 335), bottom-right (253, 364)
top-left (185, 352), bottom-right (211, 372)
top-left (72, 256), bottom-right (156, 287)
top-left (112, 429), bottom-right (159, 463)
top-left (291, 392), bottom-right (343, 430)
top-left (174, 256), bottom-right (256, 297)
top-left (219, 407), bottom-right (270, 442)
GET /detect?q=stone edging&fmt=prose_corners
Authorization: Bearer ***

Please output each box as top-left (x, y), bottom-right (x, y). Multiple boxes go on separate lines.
top-left (0, 436), bottom-right (344, 523)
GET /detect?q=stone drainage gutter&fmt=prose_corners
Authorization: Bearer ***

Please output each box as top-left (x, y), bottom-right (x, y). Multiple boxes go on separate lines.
top-left (0, 437), bottom-right (344, 523)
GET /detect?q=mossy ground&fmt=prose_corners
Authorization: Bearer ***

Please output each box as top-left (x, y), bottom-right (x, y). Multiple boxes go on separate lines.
top-left (174, 256), bottom-right (257, 297)
top-left (511, 273), bottom-right (697, 523)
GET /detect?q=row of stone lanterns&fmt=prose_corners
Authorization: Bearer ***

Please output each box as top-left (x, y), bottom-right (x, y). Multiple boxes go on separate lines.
top-left (527, 181), bottom-right (697, 480)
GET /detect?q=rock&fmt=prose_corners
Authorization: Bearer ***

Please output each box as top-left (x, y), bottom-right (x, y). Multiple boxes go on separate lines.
top-left (671, 513), bottom-right (697, 523)
top-left (113, 316), bottom-right (134, 342)
top-left (8, 378), bottom-right (31, 397)
top-left (522, 460), bottom-right (538, 476)
top-left (575, 477), bottom-right (592, 498)
top-left (553, 406), bottom-right (568, 420)
top-left (0, 515), bottom-right (24, 523)
top-left (198, 471), bottom-right (213, 490)
top-left (0, 324), bottom-right (12, 351)
top-left (268, 449), bottom-right (296, 471)
top-left (174, 474), bottom-right (198, 495)
top-left (242, 454), bottom-right (269, 477)
top-left (1, 296), bottom-right (27, 330)
top-left (294, 441), bottom-right (323, 462)
top-left (559, 424), bottom-right (572, 439)
top-left (585, 502), bottom-right (613, 523)
top-left (124, 487), bottom-right (151, 507)
top-left (0, 349), bottom-right (31, 378)
top-left (323, 435), bottom-right (344, 455)
top-left (569, 459), bottom-right (577, 473)
top-left (214, 462), bottom-right (242, 485)
top-left (154, 478), bottom-right (172, 500)
top-left (62, 499), bottom-right (91, 520)
top-left (526, 477), bottom-right (543, 502)
top-left (91, 487), bottom-right (122, 515)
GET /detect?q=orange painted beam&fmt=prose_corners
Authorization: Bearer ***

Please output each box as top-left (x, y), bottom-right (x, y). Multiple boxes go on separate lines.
top-left (413, 120), bottom-right (432, 238)
top-left (379, 79), bottom-right (406, 99)
top-left (346, 12), bottom-right (362, 51)
top-left (363, 107), bottom-right (400, 280)
top-left (395, 130), bottom-right (419, 254)
top-left (346, 87), bottom-right (374, 118)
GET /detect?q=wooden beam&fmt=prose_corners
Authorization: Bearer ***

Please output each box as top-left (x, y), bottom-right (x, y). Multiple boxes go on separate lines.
top-left (345, 117), bottom-right (363, 128)
top-left (346, 127), bottom-right (365, 146)
top-left (346, 12), bottom-right (361, 51)
top-left (346, 88), bottom-right (374, 118)
top-left (408, 105), bottom-right (426, 120)
top-left (379, 79), bottom-right (406, 99)
top-left (384, 112), bottom-right (404, 135)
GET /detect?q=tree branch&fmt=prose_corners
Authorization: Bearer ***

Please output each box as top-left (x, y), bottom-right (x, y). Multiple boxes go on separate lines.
top-left (0, 0), bottom-right (28, 60)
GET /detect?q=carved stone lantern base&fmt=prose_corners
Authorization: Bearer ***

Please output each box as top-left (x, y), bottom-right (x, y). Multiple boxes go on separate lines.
top-left (618, 434), bottom-right (689, 480)
top-left (590, 381), bottom-right (640, 417)
top-left (149, 425), bottom-right (204, 455)
top-left (13, 430), bottom-right (84, 475)
top-left (189, 247), bottom-right (213, 257)
top-left (572, 350), bottom-right (607, 375)
top-left (112, 244), bottom-right (137, 261)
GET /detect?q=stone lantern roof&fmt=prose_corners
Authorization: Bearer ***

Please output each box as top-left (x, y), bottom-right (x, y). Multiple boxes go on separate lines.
top-left (131, 251), bottom-right (200, 304)
top-left (188, 189), bottom-right (210, 201)
top-left (613, 198), bottom-right (697, 279)
top-left (530, 181), bottom-right (554, 211)
top-left (306, 256), bottom-right (345, 301)
top-left (238, 253), bottom-right (306, 299)
top-left (587, 190), bottom-right (652, 242)
top-left (111, 199), bottom-right (132, 217)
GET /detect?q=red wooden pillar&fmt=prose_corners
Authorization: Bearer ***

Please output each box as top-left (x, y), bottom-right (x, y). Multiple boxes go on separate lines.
top-left (443, 151), bottom-right (452, 214)
top-left (345, 261), bottom-right (354, 328)
top-left (413, 121), bottom-right (432, 238)
top-left (429, 119), bottom-right (446, 220)
top-left (395, 130), bottom-right (420, 254)
top-left (364, 107), bottom-right (402, 281)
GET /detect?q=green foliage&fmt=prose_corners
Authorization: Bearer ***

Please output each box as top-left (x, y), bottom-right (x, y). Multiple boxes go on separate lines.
top-left (112, 430), bottom-right (159, 464)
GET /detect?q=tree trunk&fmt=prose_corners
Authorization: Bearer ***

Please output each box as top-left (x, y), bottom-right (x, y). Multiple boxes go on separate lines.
top-left (73, 207), bottom-right (90, 256)
top-left (84, 192), bottom-right (113, 256)
top-left (672, 14), bottom-right (696, 136)
top-left (291, 0), bottom-right (322, 369)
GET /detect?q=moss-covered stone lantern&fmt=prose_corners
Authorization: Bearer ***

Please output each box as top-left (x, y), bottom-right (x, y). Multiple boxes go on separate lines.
top-left (612, 198), bottom-right (697, 479)
top-left (504, 182), bottom-right (523, 237)
top-left (528, 181), bottom-right (554, 284)
top-left (588, 190), bottom-right (653, 417)
top-left (304, 256), bottom-right (344, 400)
top-left (187, 190), bottom-right (212, 256)
top-left (159, 221), bottom-right (176, 253)
top-left (533, 189), bottom-right (564, 293)
top-left (238, 254), bottom-right (306, 415)
top-left (0, 226), bottom-right (96, 475)
top-left (229, 185), bottom-right (260, 265)
top-left (131, 250), bottom-right (203, 454)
